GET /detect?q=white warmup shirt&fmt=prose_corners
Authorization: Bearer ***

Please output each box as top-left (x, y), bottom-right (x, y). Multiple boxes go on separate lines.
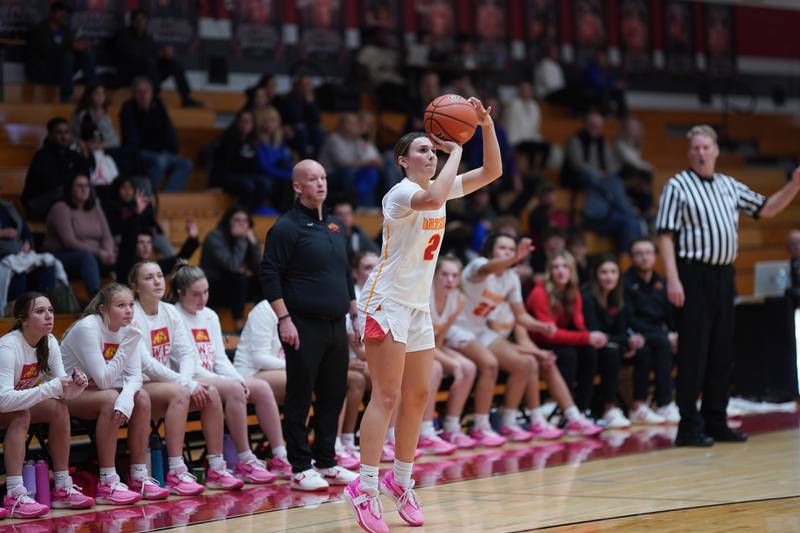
top-left (61, 314), bottom-right (143, 418)
top-left (133, 300), bottom-right (199, 386)
top-left (233, 300), bottom-right (285, 376)
top-left (177, 305), bottom-right (245, 384)
top-left (358, 176), bottom-right (464, 314)
top-left (0, 330), bottom-right (66, 412)
top-left (455, 257), bottom-right (522, 333)
top-left (488, 302), bottom-right (516, 338)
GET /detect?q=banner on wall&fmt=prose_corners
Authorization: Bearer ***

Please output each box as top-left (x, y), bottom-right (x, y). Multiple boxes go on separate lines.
top-left (525, 0), bottom-right (558, 62)
top-left (0, 0), bottom-right (48, 39)
top-left (618, 0), bottom-right (650, 72)
top-left (69, 0), bottom-right (126, 42)
top-left (138, 0), bottom-right (199, 54)
top-left (231, 0), bottom-right (281, 57)
top-left (415, 0), bottom-right (456, 53)
top-left (664, 0), bottom-right (693, 74)
top-left (706, 3), bottom-right (735, 76)
top-left (572, 0), bottom-right (606, 65)
top-left (296, 0), bottom-right (344, 61)
top-left (474, 0), bottom-right (508, 67)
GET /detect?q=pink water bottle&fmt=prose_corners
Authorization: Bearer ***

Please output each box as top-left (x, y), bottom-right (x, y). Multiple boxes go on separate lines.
top-left (34, 460), bottom-right (50, 506)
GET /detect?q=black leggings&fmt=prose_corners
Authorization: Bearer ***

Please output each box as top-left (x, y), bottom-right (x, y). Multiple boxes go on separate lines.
top-left (208, 272), bottom-right (261, 322)
top-left (633, 334), bottom-right (674, 407)
top-left (549, 345), bottom-right (595, 412)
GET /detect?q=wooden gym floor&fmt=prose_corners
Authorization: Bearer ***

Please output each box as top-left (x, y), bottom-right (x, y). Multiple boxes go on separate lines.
top-left (4, 412), bottom-right (798, 532)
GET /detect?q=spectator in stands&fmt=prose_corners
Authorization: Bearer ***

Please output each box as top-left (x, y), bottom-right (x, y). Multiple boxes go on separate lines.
top-left (581, 50), bottom-right (627, 118)
top-left (615, 118), bottom-right (655, 217)
top-left (526, 251), bottom-right (609, 414)
top-left (406, 71), bottom-right (440, 132)
top-left (71, 83), bottom-right (131, 175)
top-left (318, 113), bottom-right (383, 208)
top-left (25, 2), bottom-right (96, 103)
top-left (42, 173), bottom-right (115, 298)
top-left (623, 238), bottom-right (680, 425)
top-left (530, 227), bottom-right (567, 275)
top-left (357, 29), bottom-right (406, 111)
top-left (213, 110), bottom-right (271, 213)
top-left (255, 106), bottom-right (294, 212)
top-left (0, 200), bottom-right (59, 309)
top-left (443, 73), bottom-right (478, 98)
top-left (527, 182), bottom-right (569, 248)
top-left (331, 199), bottom-right (380, 262)
top-left (277, 75), bottom-right (324, 158)
top-left (567, 231), bottom-right (591, 286)
top-left (786, 229), bottom-right (800, 306)
top-left (505, 81), bottom-right (551, 171)
top-left (22, 117), bottom-right (89, 222)
top-left (77, 123), bottom-right (118, 200)
top-left (115, 8), bottom-right (202, 108)
top-left (534, 45), bottom-right (569, 106)
top-left (199, 206), bottom-right (261, 331)
top-left (564, 112), bottom-right (642, 252)
top-left (120, 77), bottom-right (192, 192)
top-left (102, 176), bottom-right (173, 256)
top-left (115, 217), bottom-right (199, 283)
top-left (582, 255), bottom-right (645, 428)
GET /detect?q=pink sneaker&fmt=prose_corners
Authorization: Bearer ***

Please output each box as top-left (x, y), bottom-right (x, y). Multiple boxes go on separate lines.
top-left (4, 486), bottom-right (49, 518)
top-left (417, 434), bottom-right (457, 455)
top-left (127, 476), bottom-right (170, 500)
top-left (236, 457), bottom-right (278, 484)
top-left (336, 449), bottom-right (361, 470)
top-left (469, 427), bottom-right (507, 447)
top-left (165, 466), bottom-right (205, 496)
top-left (379, 471), bottom-right (424, 526)
top-left (344, 478), bottom-right (389, 533)
top-left (500, 424), bottom-right (534, 442)
top-left (95, 475), bottom-right (141, 506)
top-left (380, 441), bottom-right (395, 462)
top-left (206, 466), bottom-right (245, 491)
top-left (50, 477), bottom-right (95, 509)
top-left (441, 431), bottom-right (479, 449)
top-left (565, 417), bottom-right (603, 437)
top-left (0, 507), bottom-right (7, 519)
top-left (270, 456), bottom-right (292, 479)
top-left (529, 421), bottom-right (565, 440)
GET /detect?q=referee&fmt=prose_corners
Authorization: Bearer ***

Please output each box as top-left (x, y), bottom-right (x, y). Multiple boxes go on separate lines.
top-left (260, 159), bottom-right (359, 489)
top-left (656, 125), bottom-right (800, 447)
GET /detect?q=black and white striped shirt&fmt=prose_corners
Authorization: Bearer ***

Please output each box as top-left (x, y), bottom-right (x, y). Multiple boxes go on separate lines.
top-left (655, 169), bottom-right (766, 265)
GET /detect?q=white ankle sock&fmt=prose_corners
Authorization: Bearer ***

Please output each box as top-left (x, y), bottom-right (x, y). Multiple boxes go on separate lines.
top-left (444, 416), bottom-right (461, 434)
top-left (420, 420), bottom-right (436, 437)
top-left (502, 409), bottom-right (519, 428)
top-left (129, 464), bottom-right (148, 481)
top-left (208, 454), bottom-right (226, 471)
top-left (359, 464), bottom-right (379, 493)
top-left (393, 459), bottom-right (413, 489)
top-left (237, 450), bottom-right (257, 463)
top-left (474, 414), bottom-right (490, 430)
top-left (341, 433), bottom-right (355, 448)
top-left (386, 427), bottom-right (396, 442)
top-left (54, 470), bottom-right (70, 489)
top-left (528, 407), bottom-right (546, 425)
top-left (168, 456), bottom-right (185, 471)
top-left (564, 406), bottom-right (581, 422)
top-left (272, 445), bottom-right (287, 459)
top-left (99, 467), bottom-right (118, 483)
top-left (6, 476), bottom-right (23, 493)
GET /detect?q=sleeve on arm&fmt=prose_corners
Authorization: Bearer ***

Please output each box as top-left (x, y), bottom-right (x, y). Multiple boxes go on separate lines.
top-left (446, 175), bottom-right (465, 200)
top-left (526, 287), bottom-right (590, 345)
top-left (384, 183), bottom-right (417, 220)
top-left (0, 346), bottom-right (63, 413)
top-left (169, 310), bottom-right (200, 382)
top-left (655, 181), bottom-right (683, 233)
top-left (260, 222), bottom-right (296, 302)
top-left (733, 179), bottom-right (767, 218)
top-left (47, 336), bottom-right (67, 378)
top-left (209, 314), bottom-right (244, 383)
top-left (73, 323), bottom-right (141, 391)
top-left (140, 344), bottom-right (197, 392)
top-left (116, 340), bottom-right (143, 418)
top-left (242, 307), bottom-right (286, 371)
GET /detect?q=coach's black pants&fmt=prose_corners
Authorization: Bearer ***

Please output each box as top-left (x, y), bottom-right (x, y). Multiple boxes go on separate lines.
top-left (675, 261), bottom-right (736, 437)
top-left (633, 333), bottom-right (674, 407)
top-left (283, 315), bottom-right (349, 473)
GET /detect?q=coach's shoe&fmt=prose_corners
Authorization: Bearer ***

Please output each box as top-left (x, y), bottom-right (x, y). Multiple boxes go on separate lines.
top-left (127, 476), bottom-right (170, 500)
top-left (270, 456), bottom-right (293, 479)
top-left (95, 475), bottom-right (141, 506)
top-left (206, 466), bottom-right (245, 491)
top-left (379, 471), bottom-right (424, 526)
top-left (345, 478), bottom-right (389, 533)
top-left (706, 426), bottom-right (748, 443)
top-left (675, 432), bottom-right (715, 447)
top-left (655, 403), bottom-right (681, 424)
top-left (291, 469), bottom-right (329, 491)
top-left (528, 421), bottom-right (564, 440)
top-left (630, 404), bottom-right (666, 425)
top-left (315, 465), bottom-right (358, 486)
top-left (470, 427), bottom-right (507, 447)
top-left (4, 486), bottom-right (49, 518)
top-left (165, 466), bottom-right (205, 496)
top-left (236, 457), bottom-right (278, 484)
top-left (500, 424), bottom-right (534, 442)
top-left (50, 477), bottom-right (95, 509)
top-left (565, 416), bottom-right (603, 437)
top-left (601, 407), bottom-right (632, 429)
top-left (417, 434), bottom-right (458, 455)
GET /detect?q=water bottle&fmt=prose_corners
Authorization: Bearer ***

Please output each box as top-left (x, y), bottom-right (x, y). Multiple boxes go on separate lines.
top-left (149, 434), bottom-right (165, 486)
top-left (22, 461), bottom-right (36, 497)
top-left (223, 434), bottom-right (239, 469)
top-left (34, 460), bottom-right (50, 506)
top-left (776, 268), bottom-right (789, 292)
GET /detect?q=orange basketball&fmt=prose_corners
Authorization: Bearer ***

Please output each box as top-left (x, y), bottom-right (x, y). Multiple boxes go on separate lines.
top-left (424, 94), bottom-right (478, 144)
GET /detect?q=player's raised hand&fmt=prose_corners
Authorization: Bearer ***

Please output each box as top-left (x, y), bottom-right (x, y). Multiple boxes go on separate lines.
top-left (429, 134), bottom-right (461, 154)
top-left (516, 237), bottom-right (535, 262)
top-left (467, 97), bottom-right (492, 126)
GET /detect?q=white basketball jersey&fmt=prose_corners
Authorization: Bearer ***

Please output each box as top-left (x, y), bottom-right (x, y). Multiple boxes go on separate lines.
top-left (430, 290), bottom-right (461, 326)
top-left (455, 257), bottom-right (522, 330)
top-left (359, 175), bottom-right (464, 313)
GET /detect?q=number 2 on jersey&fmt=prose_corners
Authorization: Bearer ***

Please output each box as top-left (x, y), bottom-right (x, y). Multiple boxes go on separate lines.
top-left (423, 234), bottom-right (441, 261)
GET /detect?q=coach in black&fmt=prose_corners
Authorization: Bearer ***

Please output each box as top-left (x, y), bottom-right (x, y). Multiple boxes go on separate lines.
top-left (656, 125), bottom-right (800, 447)
top-left (260, 159), bottom-right (359, 490)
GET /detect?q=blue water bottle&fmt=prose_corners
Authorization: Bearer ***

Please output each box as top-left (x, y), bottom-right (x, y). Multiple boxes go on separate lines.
top-left (149, 434), bottom-right (165, 486)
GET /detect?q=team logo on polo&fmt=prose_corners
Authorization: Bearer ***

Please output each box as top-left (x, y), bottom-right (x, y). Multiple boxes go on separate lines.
top-left (151, 327), bottom-right (171, 364)
top-left (15, 363), bottom-right (40, 390)
top-left (327, 223), bottom-right (341, 233)
top-left (102, 343), bottom-right (119, 361)
top-left (192, 328), bottom-right (216, 370)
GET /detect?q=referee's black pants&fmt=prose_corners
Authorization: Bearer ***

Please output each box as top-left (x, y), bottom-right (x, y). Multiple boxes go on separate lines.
top-left (675, 261), bottom-right (736, 437)
top-left (283, 315), bottom-right (349, 473)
